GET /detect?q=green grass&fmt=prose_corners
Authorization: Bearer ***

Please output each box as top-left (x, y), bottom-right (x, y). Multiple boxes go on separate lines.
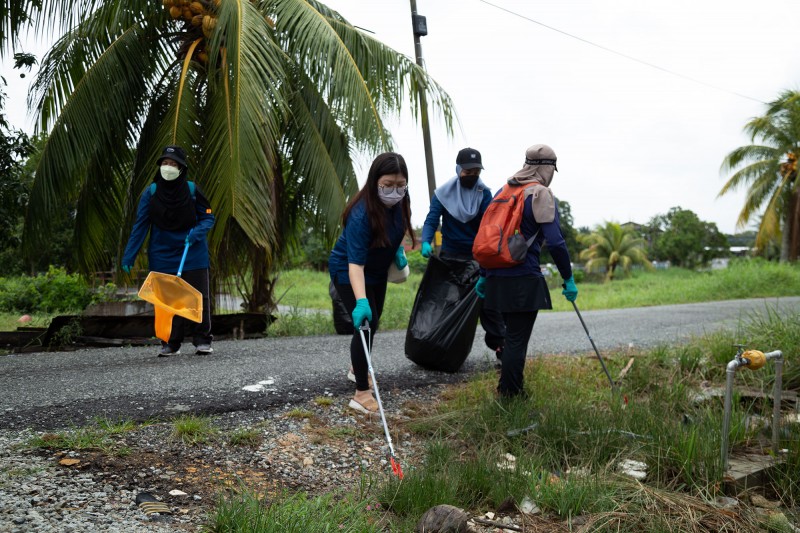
top-left (228, 428), bottom-right (263, 448)
top-left (172, 414), bottom-right (218, 446)
top-left (210, 308), bottom-right (799, 530)
top-left (267, 258), bottom-right (800, 336)
top-left (25, 418), bottom-right (140, 454)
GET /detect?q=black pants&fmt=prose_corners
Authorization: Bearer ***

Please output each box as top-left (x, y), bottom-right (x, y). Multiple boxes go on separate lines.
top-left (164, 268), bottom-right (213, 350)
top-left (439, 251), bottom-right (505, 351)
top-left (498, 311), bottom-right (538, 397)
top-left (333, 281), bottom-right (387, 392)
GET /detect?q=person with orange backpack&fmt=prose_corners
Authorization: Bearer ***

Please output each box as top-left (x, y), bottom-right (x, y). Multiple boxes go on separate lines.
top-left (419, 147), bottom-right (506, 360)
top-left (472, 144), bottom-right (577, 397)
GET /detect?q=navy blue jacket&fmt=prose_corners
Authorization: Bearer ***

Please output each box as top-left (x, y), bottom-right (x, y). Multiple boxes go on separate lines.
top-left (421, 189), bottom-right (492, 256)
top-left (122, 184), bottom-right (215, 273)
top-left (328, 199), bottom-right (406, 285)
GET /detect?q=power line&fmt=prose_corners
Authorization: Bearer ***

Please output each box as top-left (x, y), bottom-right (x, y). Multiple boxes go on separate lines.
top-left (479, 0), bottom-right (766, 104)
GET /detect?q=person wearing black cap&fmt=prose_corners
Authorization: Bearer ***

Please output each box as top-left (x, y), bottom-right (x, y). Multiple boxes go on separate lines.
top-left (420, 147), bottom-right (506, 359)
top-left (121, 145), bottom-right (216, 357)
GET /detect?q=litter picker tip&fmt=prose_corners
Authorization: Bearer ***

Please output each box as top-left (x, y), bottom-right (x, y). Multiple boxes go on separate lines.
top-left (570, 301), bottom-right (617, 391)
top-left (358, 322), bottom-right (404, 479)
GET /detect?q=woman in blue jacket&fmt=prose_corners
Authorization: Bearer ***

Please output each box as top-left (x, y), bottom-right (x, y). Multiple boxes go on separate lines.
top-left (121, 145), bottom-right (216, 357)
top-left (420, 147), bottom-right (505, 358)
top-left (329, 152), bottom-right (415, 414)
top-left (478, 144), bottom-right (577, 397)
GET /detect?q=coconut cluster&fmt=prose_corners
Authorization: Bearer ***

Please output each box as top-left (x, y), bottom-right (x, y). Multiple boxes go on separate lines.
top-left (162, 0), bottom-right (220, 64)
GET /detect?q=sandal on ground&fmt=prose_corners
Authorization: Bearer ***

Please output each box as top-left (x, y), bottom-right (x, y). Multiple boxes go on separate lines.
top-left (348, 396), bottom-right (378, 414)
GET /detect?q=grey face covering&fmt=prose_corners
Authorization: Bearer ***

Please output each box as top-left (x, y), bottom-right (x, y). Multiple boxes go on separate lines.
top-left (378, 187), bottom-right (405, 207)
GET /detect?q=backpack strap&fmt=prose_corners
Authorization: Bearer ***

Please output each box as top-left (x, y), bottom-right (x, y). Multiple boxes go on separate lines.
top-left (149, 181), bottom-right (195, 199)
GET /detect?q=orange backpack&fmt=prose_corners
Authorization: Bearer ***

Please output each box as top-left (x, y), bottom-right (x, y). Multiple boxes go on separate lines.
top-left (472, 182), bottom-right (540, 269)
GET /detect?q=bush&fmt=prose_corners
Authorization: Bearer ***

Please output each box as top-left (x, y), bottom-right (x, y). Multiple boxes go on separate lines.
top-left (406, 249), bottom-right (428, 274)
top-left (0, 267), bottom-right (93, 313)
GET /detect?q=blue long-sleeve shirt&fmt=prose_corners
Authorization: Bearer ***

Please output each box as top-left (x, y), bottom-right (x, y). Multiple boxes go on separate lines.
top-left (328, 199), bottom-right (406, 285)
top-left (421, 189), bottom-right (492, 256)
top-left (121, 185), bottom-right (215, 273)
top-left (486, 196), bottom-right (572, 280)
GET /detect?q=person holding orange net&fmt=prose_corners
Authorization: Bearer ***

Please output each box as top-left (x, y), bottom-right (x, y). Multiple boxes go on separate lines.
top-left (121, 145), bottom-right (216, 357)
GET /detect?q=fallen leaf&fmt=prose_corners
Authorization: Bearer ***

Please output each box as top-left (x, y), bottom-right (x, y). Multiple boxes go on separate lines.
top-left (59, 458), bottom-right (80, 466)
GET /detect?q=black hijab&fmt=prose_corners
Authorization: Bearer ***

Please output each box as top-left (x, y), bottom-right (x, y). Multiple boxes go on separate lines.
top-left (149, 168), bottom-right (197, 232)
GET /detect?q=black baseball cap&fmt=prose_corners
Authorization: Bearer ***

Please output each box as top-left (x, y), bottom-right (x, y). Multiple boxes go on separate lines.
top-left (456, 147), bottom-right (484, 170)
top-left (157, 145), bottom-right (187, 168)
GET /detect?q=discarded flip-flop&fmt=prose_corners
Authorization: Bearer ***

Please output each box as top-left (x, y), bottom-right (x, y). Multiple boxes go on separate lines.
top-left (135, 492), bottom-right (171, 517)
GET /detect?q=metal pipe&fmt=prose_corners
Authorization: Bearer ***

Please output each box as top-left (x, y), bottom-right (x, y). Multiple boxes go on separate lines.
top-left (721, 349), bottom-right (783, 471)
top-left (721, 357), bottom-right (745, 470)
top-left (765, 350), bottom-right (784, 453)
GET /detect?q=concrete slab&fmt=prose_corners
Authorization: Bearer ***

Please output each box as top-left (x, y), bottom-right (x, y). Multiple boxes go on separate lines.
top-left (724, 453), bottom-right (782, 494)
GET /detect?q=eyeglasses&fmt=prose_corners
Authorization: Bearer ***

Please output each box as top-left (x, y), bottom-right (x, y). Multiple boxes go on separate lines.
top-left (378, 185), bottom-right (408, 195)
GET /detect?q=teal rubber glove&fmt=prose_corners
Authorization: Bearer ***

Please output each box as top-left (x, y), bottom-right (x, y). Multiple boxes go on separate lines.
top-left (121, 265), bottom-right (131, 274)
top-left (421, 242), bottom-right (432, 259)
top-left (394, 246), bottom-right (408, 269)
top-left (352, 298), bottom-right (373, 329)
top-left (475, 276), bottom-right (486, 299)
top-left (562, 276), bottom-right (578, 302)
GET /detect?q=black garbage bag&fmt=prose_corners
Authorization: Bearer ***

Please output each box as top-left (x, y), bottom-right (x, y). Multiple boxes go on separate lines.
top-left (405, 255), bottom-right (482, 372)
top-left (330, 281), bottom-right (353, 335)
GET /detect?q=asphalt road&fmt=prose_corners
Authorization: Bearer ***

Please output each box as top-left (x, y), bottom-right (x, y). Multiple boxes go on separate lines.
top-left (2, 297), bottom-right (798, 430)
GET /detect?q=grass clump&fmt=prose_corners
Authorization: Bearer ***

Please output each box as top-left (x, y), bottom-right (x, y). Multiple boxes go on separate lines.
top-left (228, 428), bottom-right (263, 448)
top-left (172, 414), bottom-right (217, 446)
top-left (205, 489), bottom-right (386, 532)
top-left (26, 418), bottom-right (139, 453)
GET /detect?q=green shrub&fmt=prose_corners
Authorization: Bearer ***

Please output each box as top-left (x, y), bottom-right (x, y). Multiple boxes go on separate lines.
top-left (0, 267), bottom-right (93, 313)
top-left (406, 249), bottom-right (427, 274)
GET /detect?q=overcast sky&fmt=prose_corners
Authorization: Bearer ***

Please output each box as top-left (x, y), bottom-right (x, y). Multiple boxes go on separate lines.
top-left (4, 0), bottom-right (800, 234)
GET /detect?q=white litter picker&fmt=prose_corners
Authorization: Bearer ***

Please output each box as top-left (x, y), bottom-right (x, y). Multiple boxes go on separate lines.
top-left (358, 322), bottom-right (404, 479)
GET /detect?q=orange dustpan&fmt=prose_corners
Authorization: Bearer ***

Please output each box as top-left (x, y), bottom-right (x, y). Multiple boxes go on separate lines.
top-left (138, 241), bottom-right (203, 342)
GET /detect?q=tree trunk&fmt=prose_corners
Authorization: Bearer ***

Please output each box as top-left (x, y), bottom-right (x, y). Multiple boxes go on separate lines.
top-left (780, 222), bottom-right (790, 262)
top-left (788, 188), bottom-right (800, 262)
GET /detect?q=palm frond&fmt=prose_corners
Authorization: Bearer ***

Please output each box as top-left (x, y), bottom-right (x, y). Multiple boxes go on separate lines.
top-left (23, 23), bottom-right (163, 255)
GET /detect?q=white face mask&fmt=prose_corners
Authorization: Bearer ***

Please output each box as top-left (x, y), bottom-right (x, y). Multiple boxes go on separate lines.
top-left (160, 165), bottom-right (181, 181)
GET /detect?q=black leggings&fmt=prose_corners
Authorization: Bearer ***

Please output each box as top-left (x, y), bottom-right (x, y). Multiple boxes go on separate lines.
top-left (498, 311), bottom-right (538, 397)
top-left (333, 282), bottom-right (387, 391)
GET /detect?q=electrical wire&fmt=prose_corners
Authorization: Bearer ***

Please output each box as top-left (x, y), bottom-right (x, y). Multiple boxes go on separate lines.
top-left (479, 0), bottom-right (766, 104)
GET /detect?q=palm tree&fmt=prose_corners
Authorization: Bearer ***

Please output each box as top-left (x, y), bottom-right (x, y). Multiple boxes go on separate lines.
top-left (720, 90), bottom-right (800, 262)
top-left (21, 0), bottom-right (455, 310)
top-left (578, 222), bottom-right (652, 281)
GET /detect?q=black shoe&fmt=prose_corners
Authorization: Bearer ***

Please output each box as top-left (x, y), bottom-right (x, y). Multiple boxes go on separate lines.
top-left (158, 346), bottom-right (180, 357)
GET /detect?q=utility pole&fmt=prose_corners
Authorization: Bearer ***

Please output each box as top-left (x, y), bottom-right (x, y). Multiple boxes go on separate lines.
top-left (409, 0), bottom-right (436, 201)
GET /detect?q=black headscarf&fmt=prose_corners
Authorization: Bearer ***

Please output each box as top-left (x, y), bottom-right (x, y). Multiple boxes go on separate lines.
top-left (149, 168), bottom-right (197, 232)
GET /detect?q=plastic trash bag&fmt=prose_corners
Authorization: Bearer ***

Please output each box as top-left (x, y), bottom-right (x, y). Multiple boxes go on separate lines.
top-left (405, 255), bottom-right (482, 372)
top-left (330, 281), bottom-right (353, 335)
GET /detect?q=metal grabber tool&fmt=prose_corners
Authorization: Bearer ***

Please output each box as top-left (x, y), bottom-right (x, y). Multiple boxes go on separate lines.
top-left (571, 301), bottom-right (617, 391)
top-left (358, 322), bottom-right (404, 479)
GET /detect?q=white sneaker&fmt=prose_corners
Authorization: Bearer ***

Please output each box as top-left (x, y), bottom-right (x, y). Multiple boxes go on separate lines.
top-left (195, 345), bottom-right (213, 355)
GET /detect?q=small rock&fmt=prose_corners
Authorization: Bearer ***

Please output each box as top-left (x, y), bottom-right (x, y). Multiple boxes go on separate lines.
top-left (169, 490), bottom-right (188, 497)
top-left (416, 504), bottom-right (472, 533)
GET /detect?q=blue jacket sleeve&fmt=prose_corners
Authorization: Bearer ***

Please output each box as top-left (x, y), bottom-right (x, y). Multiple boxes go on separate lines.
top-left (344, 205), bottom-right (371, 265)
top-left (188, 185), bottom-right (215, 243)
top-left (121, 191), bottom-right (152, 266)
top-left (541, 203), bottom-right (572, 280)
top-left (421, 194), bottom-right (444, 244)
